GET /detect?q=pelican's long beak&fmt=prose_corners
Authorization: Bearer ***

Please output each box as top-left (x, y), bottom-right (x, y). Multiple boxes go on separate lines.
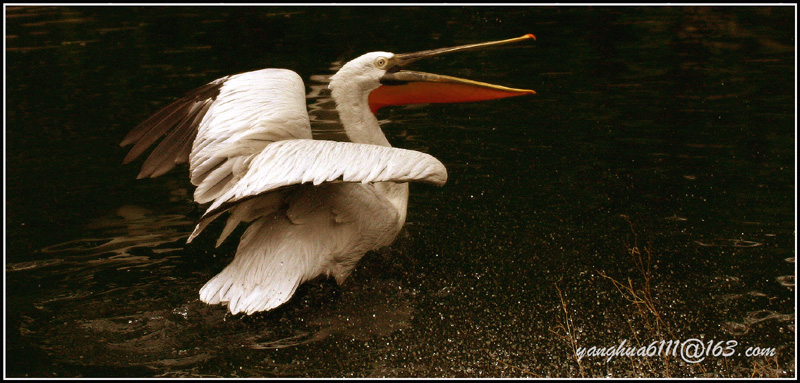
top-left (369, 34), bottom-right (537, 113)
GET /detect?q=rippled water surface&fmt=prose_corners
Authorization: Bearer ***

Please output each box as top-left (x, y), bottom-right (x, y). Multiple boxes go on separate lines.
top-left (5, 6), bottom-right (796, 378)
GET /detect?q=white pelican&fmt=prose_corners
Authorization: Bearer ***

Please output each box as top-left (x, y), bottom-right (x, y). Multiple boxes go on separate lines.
top-left (121, 34), bottom-right (536, 315)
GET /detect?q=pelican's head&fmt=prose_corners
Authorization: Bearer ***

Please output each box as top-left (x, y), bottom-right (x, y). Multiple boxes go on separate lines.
top-left (329, 34), bottom-right (537, 114)
top-left (329, 51), bottom-right (397, 95)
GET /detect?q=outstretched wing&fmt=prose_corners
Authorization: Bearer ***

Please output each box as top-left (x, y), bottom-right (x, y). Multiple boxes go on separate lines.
top-left (121, 68), bottom-right (312, 203)
top-left (187, 139), bottom-right (448, 243)
top-left (206, 139), bottom-right (447, 214)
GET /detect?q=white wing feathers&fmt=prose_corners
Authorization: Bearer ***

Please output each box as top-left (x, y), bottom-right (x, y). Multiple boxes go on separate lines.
top-left (121, 68), bottom-right (312, 204)
top-left (208, 139), bottom-right (447, 211)
top-left (187, 139), bottom-right (447, 243)
top-left (189, 69), bottom-right (312, 203)
top-left (124, 67), bottom-right (449, 246)
top-left (197, 182), bottom-right (405, 315)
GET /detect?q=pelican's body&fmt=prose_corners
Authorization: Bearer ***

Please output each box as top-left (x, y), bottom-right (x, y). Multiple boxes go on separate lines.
top-left (122, 35), bottom-right (535, 314)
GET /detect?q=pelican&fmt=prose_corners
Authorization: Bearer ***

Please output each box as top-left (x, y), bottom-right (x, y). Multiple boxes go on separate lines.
top-left (121, 34), bottom-right (536, 315)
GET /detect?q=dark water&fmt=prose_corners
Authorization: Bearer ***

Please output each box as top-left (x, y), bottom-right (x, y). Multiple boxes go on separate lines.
top-left (5, 6), bottom-right (795, 378)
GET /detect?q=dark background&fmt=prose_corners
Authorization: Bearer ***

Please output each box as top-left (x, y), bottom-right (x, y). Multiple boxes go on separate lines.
top-left (5, 6), bottom-right (795, 378)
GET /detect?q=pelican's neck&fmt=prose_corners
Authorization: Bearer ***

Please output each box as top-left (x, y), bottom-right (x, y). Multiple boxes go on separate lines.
top-left (330, 81), bottom-right (391, 147)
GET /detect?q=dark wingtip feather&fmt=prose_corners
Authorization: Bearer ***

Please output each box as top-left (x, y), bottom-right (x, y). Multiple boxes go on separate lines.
top-left (123, 147), bottom-right (144, 165)
top-left (121, 76), bottom-right (227, 174)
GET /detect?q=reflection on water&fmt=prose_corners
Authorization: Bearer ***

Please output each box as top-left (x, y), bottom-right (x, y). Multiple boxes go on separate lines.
top-left (8, 201), bottom-right (419, 377)
top-left (39, 205), bottom-right (192, 257)
top-left (307, 63), bottom-right (348, 141)
top-left (6, 204), bottom-right (193, 320)
top-left (694, 238), bottom-right (763, 248)
top-left (6, 5), bottom-right (795, 378)
top-left (7, 204), bottom-right (193, 305)
top-left (721, 310), bottom-right (794, 336)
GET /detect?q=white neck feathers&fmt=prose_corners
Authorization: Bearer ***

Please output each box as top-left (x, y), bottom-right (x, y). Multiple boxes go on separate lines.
top-left (328, 52), bottom-right (393, 147)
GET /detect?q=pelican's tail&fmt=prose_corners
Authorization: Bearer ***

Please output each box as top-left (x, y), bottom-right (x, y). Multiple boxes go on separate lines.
top-left (198, 216), bottom-right (312, 315)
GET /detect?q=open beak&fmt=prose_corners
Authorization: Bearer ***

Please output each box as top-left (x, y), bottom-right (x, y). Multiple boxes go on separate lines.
top-left (368, 34), bottom-right (537, 113)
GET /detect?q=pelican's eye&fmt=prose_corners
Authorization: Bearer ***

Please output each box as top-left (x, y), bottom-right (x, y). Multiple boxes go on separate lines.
top-left (374, 57), bottom-right (389, 69)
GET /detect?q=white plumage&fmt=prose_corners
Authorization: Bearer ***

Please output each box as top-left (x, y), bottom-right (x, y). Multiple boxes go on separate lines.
top-left (205, 139), bottom-right (446, 210)
top-left (122, 35), bottom-right (535, 315)
top-left (189, 69), bottom-right (313, 204)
